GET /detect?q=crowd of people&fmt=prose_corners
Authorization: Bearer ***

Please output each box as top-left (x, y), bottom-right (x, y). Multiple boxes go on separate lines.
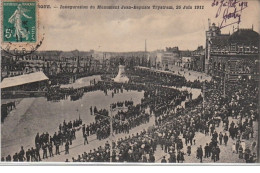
top-left (65, 74), bottom-right (258, 163)
top-left (1, 101), bottom-right (16, 122)
top-left (1, 118), bottom-right (82, 162)
top-left (1, 68), bottom-right (258, 163)
top-left (110, 100), bottom-right (134, 109)
top-left (85, 104), bottom-right (151, 141)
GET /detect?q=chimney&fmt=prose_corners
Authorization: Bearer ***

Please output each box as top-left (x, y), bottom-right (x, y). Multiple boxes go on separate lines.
top-left (145, 39), bottom-right (147, 52)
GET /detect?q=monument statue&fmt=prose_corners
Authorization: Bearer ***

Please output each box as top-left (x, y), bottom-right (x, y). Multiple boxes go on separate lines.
top-left (114, 65), bottom-right (129, 83)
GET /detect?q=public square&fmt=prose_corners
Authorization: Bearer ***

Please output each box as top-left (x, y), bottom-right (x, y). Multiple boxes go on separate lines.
top-left (1, 0), bottom-right (259, 164)
top-left (1, 65), bottom-right (258, 163)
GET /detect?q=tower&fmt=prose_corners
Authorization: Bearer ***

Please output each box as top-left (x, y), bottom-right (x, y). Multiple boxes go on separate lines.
top-left (205, 19), bottom-right (211, 74)
top-left (145, 39), bottom-right (147, 52)
top-left (205, 19), bottom-right (221, 74)
top-left (144, 39), bottom-right (150, 67)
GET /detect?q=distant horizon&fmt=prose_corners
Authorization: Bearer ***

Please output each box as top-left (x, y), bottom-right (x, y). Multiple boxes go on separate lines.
top-left (36, 25), bottom-right (259, 53)
top-left (34, 0), bottom-right (259, 52)
top-left (35, 47), bottom-right (198, 53)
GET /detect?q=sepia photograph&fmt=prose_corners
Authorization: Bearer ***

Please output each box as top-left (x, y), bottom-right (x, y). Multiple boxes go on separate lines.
top-left (0, 0), bottom-right (259, 165)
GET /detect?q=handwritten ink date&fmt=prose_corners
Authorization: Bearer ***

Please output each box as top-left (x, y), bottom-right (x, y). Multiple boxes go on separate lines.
top-left (194, 5), bottom-right (204, 9)
top-left (211, 0), bottom-right (248, 29)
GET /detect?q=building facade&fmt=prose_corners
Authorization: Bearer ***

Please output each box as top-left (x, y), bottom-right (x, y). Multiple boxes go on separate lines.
top-left (205, 21), bottom-right (259, 82)
top-left (162, 47), bottom-right (181, 70)
top-left (191, 46), bottom-right (205, 72)
top-left (1, 50), bottom-right (102, 79)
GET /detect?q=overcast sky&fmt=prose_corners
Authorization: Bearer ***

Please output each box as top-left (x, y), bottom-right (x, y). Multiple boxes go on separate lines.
top-left (38, 0), bottom-right (260, 52)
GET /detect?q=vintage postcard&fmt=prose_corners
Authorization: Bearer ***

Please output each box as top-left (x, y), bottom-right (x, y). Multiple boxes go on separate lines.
top-left (0, 0), bottom-right (259, 165)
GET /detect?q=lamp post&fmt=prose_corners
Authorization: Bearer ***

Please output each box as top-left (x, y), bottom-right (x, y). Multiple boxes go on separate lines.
top-left (94, 104), bottom-right (129, 162)
top-left (109, 105), bottom-right (113, 163)
top-left (93, 110), bottom-right (114, 162)
top-left (202, 81), bottom-right (206, 113)
top-left (223, 72), bottom-right (226, 98)
top-left (108, 104), bottom-right (129, 162)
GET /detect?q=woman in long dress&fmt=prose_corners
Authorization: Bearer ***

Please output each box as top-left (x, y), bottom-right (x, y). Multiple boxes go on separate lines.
top-left (8, 4), bottom-right (32, 41)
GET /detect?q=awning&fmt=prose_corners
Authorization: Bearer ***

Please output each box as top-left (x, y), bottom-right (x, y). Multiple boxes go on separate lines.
top-left (1, 71), bottom-right (49, 89)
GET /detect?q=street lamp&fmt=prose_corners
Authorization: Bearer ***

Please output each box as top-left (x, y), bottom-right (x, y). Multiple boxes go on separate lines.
top-left (223, 72), bottom-right (226, 98)
top-left (109, 103), bottom-right (130, 162)
top-left (93, 111), bottom-right (114, 162)
top-left (94, 103), bottom-right (128, 162)
top-left (202, 81), bottom-right (206, 112)
top-left (109, 105), bottom-right (113, 162)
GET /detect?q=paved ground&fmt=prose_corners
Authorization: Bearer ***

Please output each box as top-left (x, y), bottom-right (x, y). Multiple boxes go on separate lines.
top-left (168, 65), bottom-right (212, 82)
top-left (60, 75), bottom-right (101, 89)
top-left (154, 116), bottom-right (258, 163)
top-left (1, 71), bottom-right (257, 163)
top-left (40, 116), bottom-right (156, 162)
top-left (22, 110), bottom-right (257, 163)
top-left (1, 89), bottom-right (144, 157)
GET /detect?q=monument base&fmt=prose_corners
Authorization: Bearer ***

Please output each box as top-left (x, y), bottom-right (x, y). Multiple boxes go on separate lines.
top-left (113, 65), bottom-right (129, 83)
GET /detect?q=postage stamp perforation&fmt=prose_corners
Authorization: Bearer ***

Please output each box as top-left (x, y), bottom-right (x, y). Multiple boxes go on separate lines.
top-left (1, 0), bottom-right (43, 56)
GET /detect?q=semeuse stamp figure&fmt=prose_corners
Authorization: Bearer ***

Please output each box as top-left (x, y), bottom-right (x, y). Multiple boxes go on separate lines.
top-left (3, 1), bottom-right (36, 42)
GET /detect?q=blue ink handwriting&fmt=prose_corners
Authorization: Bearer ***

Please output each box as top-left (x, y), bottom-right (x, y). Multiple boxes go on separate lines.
top-left (211, 0), bottom-right (248, 29)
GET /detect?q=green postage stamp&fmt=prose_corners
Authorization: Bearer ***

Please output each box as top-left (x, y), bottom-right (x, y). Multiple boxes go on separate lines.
top-left (2, 1), bottom-right (36, 43)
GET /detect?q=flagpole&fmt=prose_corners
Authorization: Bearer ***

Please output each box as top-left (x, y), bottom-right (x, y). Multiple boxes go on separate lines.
top-left (203, 81), bottom-right (206, 114)
top-left (223, 72), bottom-right (226, 98)
top-left (110, 105), bottom-right (113, 163)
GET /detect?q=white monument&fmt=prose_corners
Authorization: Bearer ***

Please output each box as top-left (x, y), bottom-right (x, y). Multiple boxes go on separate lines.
top-left (114, 65), bottom-right (129, 83)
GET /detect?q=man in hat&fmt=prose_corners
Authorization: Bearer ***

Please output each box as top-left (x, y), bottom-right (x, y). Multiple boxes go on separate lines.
top-left (65, 141), bottom-right (70, 155)
top-left (215, 146), bottom-right (220, 161)
top-left (82, 124), bottom-right (86, 137)
top-left (30, 147), bottom-right (36, 161)
top-left (219, 132), bottom-right (223, 145)
top-left (48, 142), bottom-right (54, 157)
top-left (6, 155), bottom-right (11, 162)
top-left (84, 132), bottom-right (89, 145)
top-left (26, 149), bottom-right (31, 162)
top-left (18, 146), bottom-right (25, 161)
top-left (197, 145), bottom-right (203, 163)
top-left (238, 145), bottom-right (243, 159)
top-left (249, 153), bottom-right (257, 163)
top-left (13, 153), bottom-right (18, 162)
top-left (223, 133), bottom-right (228, 146)
top-left (42, 143), bottom-right (48, 159)
top-left (161, 156), bottom-right (167, 163)
top-left (177, 150), bottom-right (185, 163)
top-left (149, 153), bottom-right (155, 162)
top-left (35, 144), bottom-right (41, 161)
top-left (187, 144), bottom-right (191, 156)
top-left (244, 147), bottom-right (251, 163)
top-left (169, 151), bottom-right (176, 163)
top-left (35, 133), bottom-right (40, 148)
top-left (204, 143), bottom-right (210, 158)
top-left (55, 140), bottom-right (60, 155)
top-left (235, 140), bottom-right (240, 154)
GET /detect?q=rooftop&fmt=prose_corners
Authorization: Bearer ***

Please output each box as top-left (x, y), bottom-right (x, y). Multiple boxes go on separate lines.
top-left (1, 71), bottom-right (49, 89)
